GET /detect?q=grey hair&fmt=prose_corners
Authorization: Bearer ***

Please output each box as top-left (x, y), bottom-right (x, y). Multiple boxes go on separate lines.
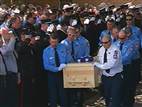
top-left (101, 34), bottom-right (112, 41)
top-left (121, 27), bottom-right (132, 35)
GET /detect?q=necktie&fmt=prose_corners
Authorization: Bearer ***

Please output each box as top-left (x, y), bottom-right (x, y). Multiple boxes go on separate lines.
top-left (71, 41), bottom-right (75, 60)
top-left (113, 38), bottom-right (117, 43)
top-left (54, 47), bottom-right (60, 67)
top-left (120, 42), bottom-right (124, 51)
top-left (108, 31), bottom-right (111, 36)
top-left (104, 49), bottom-right (110, 73)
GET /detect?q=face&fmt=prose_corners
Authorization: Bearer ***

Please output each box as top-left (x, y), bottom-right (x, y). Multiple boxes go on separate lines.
top-left (13, 18), bottom-right (21, 29)
top-left (41, 24), bottom-right (48, 31)
top-left (118, 31), bottom-right (126, 42)
top-left (28, 17), bottom-right (36, 24)
top-left (49, 38), bottom-right (58, 47)
top-left (112, 28), bottom-right (119, 38)
top-left (126, 18), bottom-right (133, 27)
top-left (75, 29), bottom-right (80, 37)
top-left (67, 33), bottom-right (75, 41)
top-left (107, 21), bottom-right (114, 30)
top-left (101, 37), bottom-right (111, 49)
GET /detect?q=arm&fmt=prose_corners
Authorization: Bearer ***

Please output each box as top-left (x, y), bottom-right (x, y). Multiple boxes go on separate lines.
top-left (43, 49), bottom-right (59, 72)
top-left (95, 49), bottom-right (120, 70)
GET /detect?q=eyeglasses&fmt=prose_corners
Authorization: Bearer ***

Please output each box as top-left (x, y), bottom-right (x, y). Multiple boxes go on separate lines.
top-left (101, 40), bottom-right (110, 44)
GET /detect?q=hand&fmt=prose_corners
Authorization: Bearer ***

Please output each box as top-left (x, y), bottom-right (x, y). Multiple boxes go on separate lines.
top-left (58, 66), bottom-right (63, 71)
top-left (60, 64), bottom-right (66, 69)
top-left (58, 64), bottom-right (66, 71)
top-left (93, 62), bottom-right (98, 67)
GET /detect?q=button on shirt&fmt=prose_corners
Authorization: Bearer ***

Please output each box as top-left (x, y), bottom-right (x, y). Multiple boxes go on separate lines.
top-left (95, 45), bottom-right (123, 77)
top-left (43, 44), bottom-right (66, 72)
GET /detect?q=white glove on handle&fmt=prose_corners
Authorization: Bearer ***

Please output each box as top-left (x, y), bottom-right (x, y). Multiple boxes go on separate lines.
top-left (58, 64), bottom-right (66, 71)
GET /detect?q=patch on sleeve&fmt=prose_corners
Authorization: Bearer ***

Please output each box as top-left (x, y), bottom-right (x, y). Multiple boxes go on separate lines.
top-left (113, 50), bottom-right (118, 59)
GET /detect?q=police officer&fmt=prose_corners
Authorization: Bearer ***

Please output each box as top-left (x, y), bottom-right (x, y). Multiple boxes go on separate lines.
top-left (43, 32), bottom-right (68, 107)
top-left (94, 35), bottom-right (123, 107)
top-left (61, 26), bottom-right (76, 63)
top-left (74, 26), bottom-right (90, 60)
top-left (100, 19), bottom-right (115, 39)
top-left (124, 27), bottom-right (141, 83)
top-left (114, 29), bottom-right (135, 107)
top-left (126, 14), bottom-right (141, 40)
top-left (61, 26), bottom-right (79, 107)
top-left (111, 26), bottom-right (120, 43)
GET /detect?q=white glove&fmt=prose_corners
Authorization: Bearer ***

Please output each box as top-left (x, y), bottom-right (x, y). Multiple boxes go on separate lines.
top-left (60, 64), bottom-right (66, 69)
top-left (58, 64), bottom-right (66, 71)
top-left (58, 67), bottom-right (63, 71)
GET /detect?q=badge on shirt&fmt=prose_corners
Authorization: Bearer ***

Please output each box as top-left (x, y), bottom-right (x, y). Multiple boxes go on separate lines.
top-left (113, 50), bottom-right (118, 59)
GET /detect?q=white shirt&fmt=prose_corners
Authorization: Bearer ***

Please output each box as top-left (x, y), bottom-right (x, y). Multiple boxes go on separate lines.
top-left (94, 45), bottom-right (123, 77)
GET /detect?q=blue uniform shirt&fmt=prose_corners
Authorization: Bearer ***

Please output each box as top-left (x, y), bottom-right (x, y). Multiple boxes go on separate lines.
top-left (43, 44), bottom-right (66, 72)
top-left (61, 38), bottom-right (75, 63)
top-left (74, 35), bottom-right (90, 59)
top-left (131, 26), bottom-right (141, 39)
top-left (128, 34), bottom-right (140, 60)
top-left (114, 39), bottom-right (134, 65)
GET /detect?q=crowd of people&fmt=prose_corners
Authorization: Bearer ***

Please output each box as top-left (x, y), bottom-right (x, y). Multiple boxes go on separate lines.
top-left (0, 2), bottom-right (142, 107)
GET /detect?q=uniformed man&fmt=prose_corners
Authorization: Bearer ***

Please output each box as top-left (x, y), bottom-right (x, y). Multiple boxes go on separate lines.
top-left (100, 19), bottom-right (115, 39)
top-left (94, 35), bottom-right (123, 107)
top-left (114, 29), bottom-right (135, 107)
top-left (74, 26), bottom-right (90, 60)
top-left (125, 14), bottom-right (141, 40)
top-left (123, 27), bottom-right (141, 83)
top-left (111, 26), bottom-right (120, 43)
top-left (61, 26), bottom-right (76, 63)
top-left (43, 32), bottom-right (68, 107)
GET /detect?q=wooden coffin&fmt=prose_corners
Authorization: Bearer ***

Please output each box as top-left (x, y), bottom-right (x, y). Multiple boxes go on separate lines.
top-left (63, 63), bottom-right (100, 88)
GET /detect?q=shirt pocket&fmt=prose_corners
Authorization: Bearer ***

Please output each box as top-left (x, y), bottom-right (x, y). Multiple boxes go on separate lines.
top-left (48, 57), bottom-right (55, 65)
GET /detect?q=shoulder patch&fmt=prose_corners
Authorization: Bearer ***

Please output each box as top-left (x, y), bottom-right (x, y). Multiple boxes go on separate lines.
top-left (113, 50), bottom-right (118, 59)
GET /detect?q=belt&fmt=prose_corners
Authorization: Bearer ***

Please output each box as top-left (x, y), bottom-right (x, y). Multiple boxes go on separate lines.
top-left (103, 72), bottom-right (122, 79)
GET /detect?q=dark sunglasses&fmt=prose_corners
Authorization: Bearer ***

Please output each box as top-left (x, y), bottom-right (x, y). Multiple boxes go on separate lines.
top-left (101, 40), bottom-right (110, 44)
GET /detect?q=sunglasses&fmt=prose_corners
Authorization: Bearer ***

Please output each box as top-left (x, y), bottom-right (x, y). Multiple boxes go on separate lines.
top-left (101, 40), bottom-right (110, 44)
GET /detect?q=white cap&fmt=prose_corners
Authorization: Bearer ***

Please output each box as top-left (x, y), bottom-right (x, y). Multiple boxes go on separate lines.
top-left (71, 19), bottom-right (78, 26)
top-left (63, 4), bottom-right (72, 10)
top-left (13, 8), bottom-right (20, 14)
top-left (84, 19), bottom-right (90, 25)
